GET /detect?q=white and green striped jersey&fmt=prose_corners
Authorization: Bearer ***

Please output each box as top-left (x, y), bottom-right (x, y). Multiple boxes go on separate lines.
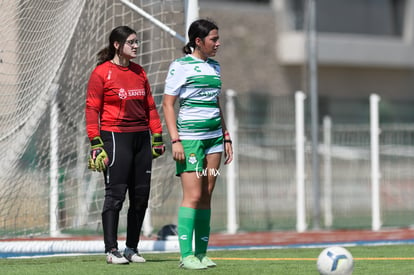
top-left (164, 55), bottom-right (222, 139)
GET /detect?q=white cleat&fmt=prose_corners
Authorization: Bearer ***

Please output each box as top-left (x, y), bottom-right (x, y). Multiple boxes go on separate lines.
top-left (124, 247), bottom-right (146, 263)
top-left (106, 249), bottom-right (129, 264)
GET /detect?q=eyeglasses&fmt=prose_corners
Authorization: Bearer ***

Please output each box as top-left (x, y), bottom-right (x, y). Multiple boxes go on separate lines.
top-left (125, 39), bottom-right (141, 47)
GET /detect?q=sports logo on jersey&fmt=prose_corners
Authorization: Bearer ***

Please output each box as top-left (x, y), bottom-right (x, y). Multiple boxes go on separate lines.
top-left (201, 236), bottom-right (209, 242)
top-left (169, 68), bottom-right (175, 75)
top-left (194, 66), bottom-right (201, 72)
top-left (188, 153), bottom-right (197, 164)
top-left (128, 89), bottom-right (146, 97)
top-left (118, 88), bottom-right (127, 99)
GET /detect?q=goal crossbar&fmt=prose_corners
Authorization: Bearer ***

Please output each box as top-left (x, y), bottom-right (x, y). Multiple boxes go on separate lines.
top-left (120, 0), bottom-right (186, 42)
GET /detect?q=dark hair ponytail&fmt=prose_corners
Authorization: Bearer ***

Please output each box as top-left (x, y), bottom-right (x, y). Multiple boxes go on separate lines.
top-left (96, 26), bottom-right (136, 65)
top-left (182, 19), bottom-right (218, 54)
top-left (182, 41), bottom-right (195, 55)
top-left (96, 47), bottom-right (112, 65)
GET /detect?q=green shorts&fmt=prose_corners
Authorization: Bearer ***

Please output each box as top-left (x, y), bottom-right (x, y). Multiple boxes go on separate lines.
top-left (176, 136), bottom-right (224, 176)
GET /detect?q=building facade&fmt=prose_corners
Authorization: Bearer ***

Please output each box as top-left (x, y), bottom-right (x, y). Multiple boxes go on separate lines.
top-left (274, 0), bottom-right (414, 123)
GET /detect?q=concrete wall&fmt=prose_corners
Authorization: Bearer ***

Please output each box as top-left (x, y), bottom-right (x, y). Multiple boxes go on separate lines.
top-left (200, 0), bottom-right (414, 103)
top-left (200, 1), bottom-right (290, 95)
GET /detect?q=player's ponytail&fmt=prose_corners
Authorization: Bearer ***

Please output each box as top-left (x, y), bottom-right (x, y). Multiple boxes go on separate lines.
top-left (182, 41), bottom-right (195, 54)
top-left (96, 47), bottom-right (112, 65)
top-left (182, 18), bottom-right (218, 55)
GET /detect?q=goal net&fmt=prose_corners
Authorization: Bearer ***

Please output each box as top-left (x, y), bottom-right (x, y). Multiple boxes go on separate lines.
top-left (0, 0), bottom-right (185, 238)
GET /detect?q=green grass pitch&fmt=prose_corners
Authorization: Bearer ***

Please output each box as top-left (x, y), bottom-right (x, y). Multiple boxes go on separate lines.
top-left (1, 245), bottom-right (414, 274)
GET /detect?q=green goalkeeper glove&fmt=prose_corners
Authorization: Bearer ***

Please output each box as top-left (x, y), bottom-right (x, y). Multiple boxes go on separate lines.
top-left (88, 136), bottom-right (109, 172)
top-left (152, 133), bottom-right (165, 159)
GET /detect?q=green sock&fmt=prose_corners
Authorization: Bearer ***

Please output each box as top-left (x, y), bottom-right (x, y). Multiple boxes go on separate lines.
top-left (177, 206), bottom-right (196, 258)
top-left (194, 209), bottom-right (211, 256)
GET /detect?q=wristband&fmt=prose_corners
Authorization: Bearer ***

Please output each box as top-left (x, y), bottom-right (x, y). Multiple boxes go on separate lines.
top-left (171, 138), bottom-right (181, 144)
top-left (90, 136), bottom-right (104, 148)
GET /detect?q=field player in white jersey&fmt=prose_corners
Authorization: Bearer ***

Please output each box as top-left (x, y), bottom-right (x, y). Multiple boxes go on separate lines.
top-left (163, 19), bottom-right (233, 270)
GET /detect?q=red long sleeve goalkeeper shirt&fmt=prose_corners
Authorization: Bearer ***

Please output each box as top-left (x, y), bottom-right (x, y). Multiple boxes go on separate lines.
top-left (85, 61), bottom-right (162, 140)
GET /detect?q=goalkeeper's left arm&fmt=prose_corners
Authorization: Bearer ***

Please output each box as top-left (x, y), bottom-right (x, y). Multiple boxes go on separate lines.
top-left (145, 81), bottom-right (164, 159)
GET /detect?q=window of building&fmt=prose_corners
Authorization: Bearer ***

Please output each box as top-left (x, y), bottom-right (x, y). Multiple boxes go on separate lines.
top-left (290, 0), bottom-right (405, 37)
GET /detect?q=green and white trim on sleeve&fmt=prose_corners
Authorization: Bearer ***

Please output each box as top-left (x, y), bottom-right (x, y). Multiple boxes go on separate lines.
top-left (164, 55), bottom-right (222, 140)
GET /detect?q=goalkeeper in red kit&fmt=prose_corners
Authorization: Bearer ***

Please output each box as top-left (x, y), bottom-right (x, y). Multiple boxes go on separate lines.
top-left (85, 26), bottom-right (165, 265)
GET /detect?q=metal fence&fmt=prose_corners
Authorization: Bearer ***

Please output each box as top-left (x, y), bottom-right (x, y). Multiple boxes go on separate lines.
top-left (151, 91), bottom-right (414, 233)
